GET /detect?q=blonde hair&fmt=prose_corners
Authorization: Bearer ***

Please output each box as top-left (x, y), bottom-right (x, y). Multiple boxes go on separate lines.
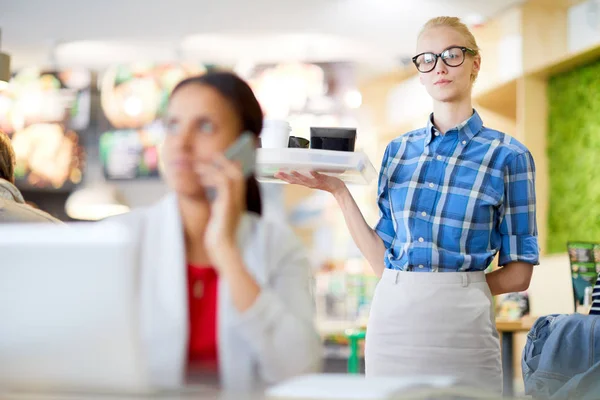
top-left (419, 16), bottom-right (481, 81)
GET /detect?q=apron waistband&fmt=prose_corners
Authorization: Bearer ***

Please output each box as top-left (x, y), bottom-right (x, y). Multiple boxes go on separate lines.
top-left (381, 268), bottom-right (486, 287)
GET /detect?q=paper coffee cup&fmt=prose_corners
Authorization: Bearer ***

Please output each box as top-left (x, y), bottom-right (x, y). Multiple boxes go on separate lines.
top-left (260, 119), bottom-right (291, 149)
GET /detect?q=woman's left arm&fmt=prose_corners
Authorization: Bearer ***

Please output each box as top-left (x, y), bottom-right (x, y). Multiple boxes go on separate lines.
top-left (213, 244), bottom-right (261, 311)
top-left (488, 150), bottom-right (540, 296)
top-left (226, 225), bottom-right (323, 383)
top-left (486, 261), bottom-right (534, 296)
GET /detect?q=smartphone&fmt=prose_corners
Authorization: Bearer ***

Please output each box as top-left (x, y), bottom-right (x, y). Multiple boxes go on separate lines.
top-left (224, 131), bottom-right (257, 178)
top-left (205, 132), bottom-right (256, 201)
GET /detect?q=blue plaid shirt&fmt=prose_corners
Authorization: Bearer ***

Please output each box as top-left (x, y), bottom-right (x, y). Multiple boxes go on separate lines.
top-left (374, 110), bottom-right (540, 272)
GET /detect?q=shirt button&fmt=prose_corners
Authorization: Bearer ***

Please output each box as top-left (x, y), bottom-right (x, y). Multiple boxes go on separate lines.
top-left (418, 265), bottom-right (424, 269)
top-left (421, 211), bottom-right (427, 217)
top-left (436, 155), bottom-right (442, 161)
top-left (462, 140), bottom-right (467, 145)
top-left (418, 237), bottom-right (424, 243)
top-left (428, 182), bottom-right (434, 188)
top-left (434, 131), bottom-right (439, 136)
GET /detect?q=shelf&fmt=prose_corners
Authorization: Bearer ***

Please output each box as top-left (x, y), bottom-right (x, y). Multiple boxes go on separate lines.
top-left (473, 78), bottom-right (518, 120)
top-left (530, 43), bottom-right (600, 78)
top-left (256, 148), bottom-right (377, 185)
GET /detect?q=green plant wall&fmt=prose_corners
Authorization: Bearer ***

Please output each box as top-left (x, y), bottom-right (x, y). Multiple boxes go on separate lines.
top-left (547, 59), bottom-right (600, 253)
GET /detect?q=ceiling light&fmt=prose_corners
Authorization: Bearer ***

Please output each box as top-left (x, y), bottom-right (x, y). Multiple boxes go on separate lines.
top-left (123, 96), bottom-right (143, 117)
top-left (181, 33), bottom-right (386, 64)
top-left (344, 90), bottom-right (362, 109)
top-left (54, 41), bottom-right (175, 68)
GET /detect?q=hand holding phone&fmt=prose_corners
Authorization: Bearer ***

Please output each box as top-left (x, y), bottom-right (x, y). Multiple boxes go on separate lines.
top-left (199, 132), bottom-right (257, 255)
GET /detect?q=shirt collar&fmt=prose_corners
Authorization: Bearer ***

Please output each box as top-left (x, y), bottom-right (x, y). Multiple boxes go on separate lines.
top-left (425, 109), bottom-right (483, 147)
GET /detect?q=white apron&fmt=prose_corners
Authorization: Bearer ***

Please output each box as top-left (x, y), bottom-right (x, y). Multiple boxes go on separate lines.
top-left (365, 269), bottom-right (502, 394)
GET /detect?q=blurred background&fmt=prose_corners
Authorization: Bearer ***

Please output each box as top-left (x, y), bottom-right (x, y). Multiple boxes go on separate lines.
top-left (1, 0), bottom-right (600, 392)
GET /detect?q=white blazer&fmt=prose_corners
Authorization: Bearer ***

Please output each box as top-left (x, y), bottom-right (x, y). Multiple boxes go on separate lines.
top-left (110, 193), bottom-right (323, 392)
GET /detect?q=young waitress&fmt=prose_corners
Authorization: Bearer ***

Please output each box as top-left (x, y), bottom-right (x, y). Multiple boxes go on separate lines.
top-left (277, 16), bottom-right (539, 393)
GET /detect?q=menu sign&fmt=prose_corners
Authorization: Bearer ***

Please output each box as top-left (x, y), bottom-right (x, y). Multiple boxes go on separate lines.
top-left (99, 63), bottom-right (205, 180)
top-left (100, 126), bottom-right (162, 180)
top-left (0, 68), bottom-right (89, 190)
top-left (568, 241), bottom-right (600, 305)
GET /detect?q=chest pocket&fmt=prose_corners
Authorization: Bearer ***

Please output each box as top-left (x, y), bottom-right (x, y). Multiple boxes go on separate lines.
top-left (387, 161), bottom-right (420, 190)
top-left (453, 178), bottom-right (503, 207)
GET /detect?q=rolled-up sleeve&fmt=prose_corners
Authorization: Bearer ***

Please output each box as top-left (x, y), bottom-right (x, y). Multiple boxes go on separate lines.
top-left (498, 151), bottom-right (540, 266)
top-left (374, 144), bottom-right (395, 249)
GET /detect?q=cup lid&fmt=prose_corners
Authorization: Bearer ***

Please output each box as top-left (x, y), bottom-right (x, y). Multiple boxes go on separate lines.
top-left (262, 119), bottom-right (291, 131)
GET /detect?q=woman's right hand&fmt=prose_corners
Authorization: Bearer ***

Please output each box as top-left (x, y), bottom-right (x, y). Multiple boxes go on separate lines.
top-left (274, 171), bottom-right (346, 196)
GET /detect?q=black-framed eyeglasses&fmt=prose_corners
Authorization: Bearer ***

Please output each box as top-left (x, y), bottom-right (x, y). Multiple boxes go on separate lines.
top-left (412, 46), bottom-right (477, 73)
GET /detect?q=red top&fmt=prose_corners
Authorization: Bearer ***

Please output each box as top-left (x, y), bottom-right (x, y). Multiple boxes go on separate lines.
top-left (187, 264), bottom-right (219, 364)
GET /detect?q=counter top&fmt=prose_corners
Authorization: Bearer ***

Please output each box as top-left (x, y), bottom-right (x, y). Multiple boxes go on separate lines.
top-left (495, 316), bottom-right (536, 332)
top-left (318, 316), bottom-right (538, 337)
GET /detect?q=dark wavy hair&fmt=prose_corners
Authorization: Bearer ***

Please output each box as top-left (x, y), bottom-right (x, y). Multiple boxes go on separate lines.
top-left (0, 131), bottom-right (15, 183)
top-left (170, 71), bottom-right (263, 215)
